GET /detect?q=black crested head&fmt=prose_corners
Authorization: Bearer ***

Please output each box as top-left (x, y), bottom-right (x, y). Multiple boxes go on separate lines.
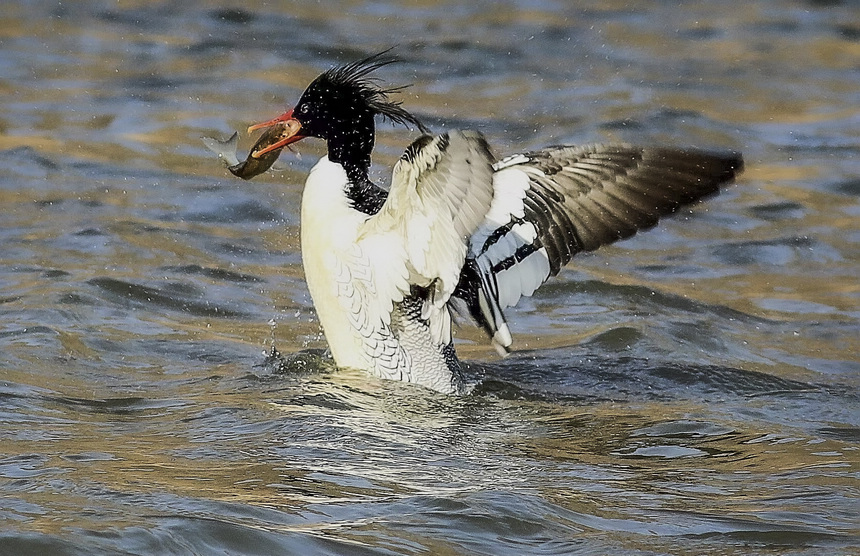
top-left (321, 51), bottom-right (429, 133)
top-left (245, 50), bottom-right (427, 186)
top-left (287, 51), bottom-right (428, 174)
top-left (293, 51), bottom-right (428, 148)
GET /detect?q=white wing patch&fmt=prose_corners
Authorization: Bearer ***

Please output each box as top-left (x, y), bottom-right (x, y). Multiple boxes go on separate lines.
top-left (359, 131), bottom-right (496, 346)
top-left (470, 164), bottom-right (555, 307)
top-left (469, 165), bottom-right (530, 257)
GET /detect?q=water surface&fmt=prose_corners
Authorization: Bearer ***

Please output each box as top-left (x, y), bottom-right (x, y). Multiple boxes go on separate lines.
top-left (1, 1), bottom-right (858, 554)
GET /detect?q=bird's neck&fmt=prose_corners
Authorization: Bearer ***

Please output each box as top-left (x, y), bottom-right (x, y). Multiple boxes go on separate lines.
top-left (326, 115), bottom-right (374, 178)
top-left (325, 122), bottom-right (387, 216)
top-left (328, 129), bottom-right (387, 215)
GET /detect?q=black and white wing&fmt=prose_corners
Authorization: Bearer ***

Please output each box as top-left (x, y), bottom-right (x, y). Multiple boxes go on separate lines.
top-left (452, 144), bottom-right (744, 352)
top-left (355, 130), bottom-right (496, 349)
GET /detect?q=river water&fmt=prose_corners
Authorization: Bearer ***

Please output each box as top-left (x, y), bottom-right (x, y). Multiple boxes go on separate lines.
top-left (1, 1), bottom-right (858, 554)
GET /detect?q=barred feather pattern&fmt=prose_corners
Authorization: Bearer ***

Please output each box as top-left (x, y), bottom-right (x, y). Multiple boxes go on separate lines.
top-left (453, 144), bottom-right (743, 353)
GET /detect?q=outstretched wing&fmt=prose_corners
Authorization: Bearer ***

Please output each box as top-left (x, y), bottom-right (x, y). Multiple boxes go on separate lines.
top-left (453, 144), bottom-right (744, 352)
top-left (356, 130), bottom-right (496, 347)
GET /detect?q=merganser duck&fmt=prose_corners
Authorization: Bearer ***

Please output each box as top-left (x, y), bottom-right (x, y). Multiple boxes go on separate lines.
top-left (246, 52), bottom-right (743, 394)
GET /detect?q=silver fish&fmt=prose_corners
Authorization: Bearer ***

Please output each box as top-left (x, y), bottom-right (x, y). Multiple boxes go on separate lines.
top-left (202, 123), bottom-right (289, 180)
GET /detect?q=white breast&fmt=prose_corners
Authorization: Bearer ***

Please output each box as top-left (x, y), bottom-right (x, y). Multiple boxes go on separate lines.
top-left (300, 156), bottom-right (374, 371)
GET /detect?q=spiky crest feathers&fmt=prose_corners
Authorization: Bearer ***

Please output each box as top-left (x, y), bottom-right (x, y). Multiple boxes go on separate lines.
top-left (319, 51), bottom-right (429, 134)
